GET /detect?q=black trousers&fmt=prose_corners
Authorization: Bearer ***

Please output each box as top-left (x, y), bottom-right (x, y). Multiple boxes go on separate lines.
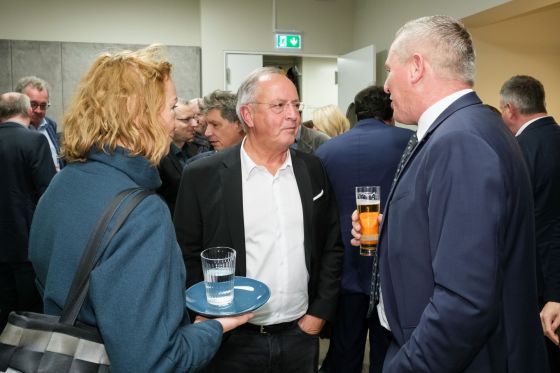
top-left (320, 293), bottom-right (390, 373)
top-left (206, 320), bottom-right (319, 373)
top-left (0, 262), bottom-right (43, 330)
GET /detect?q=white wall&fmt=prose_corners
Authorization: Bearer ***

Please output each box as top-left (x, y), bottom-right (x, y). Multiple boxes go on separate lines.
top-left (300, 57), bottom-right (338, 121)
top-left (352, 0), bottom-right (509, 52)
top-left (352, 0), bottom-right (510, 83)
top-left (0, 0), bottom-right (201, 46)
top-left (469, 3), bottom-right (560, 118)
top-left (199, 0), bottom-right (354, 94)
top-left (0, 0), bottom-right (514, 99)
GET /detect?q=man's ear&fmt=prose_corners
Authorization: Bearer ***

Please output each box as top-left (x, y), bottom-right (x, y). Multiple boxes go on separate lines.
top-left (409, 53), bottom-right (425, 84)
top-left (507, 103), bottom-right (520, 120)
top-left (240, 105), bottom-right (254, 129)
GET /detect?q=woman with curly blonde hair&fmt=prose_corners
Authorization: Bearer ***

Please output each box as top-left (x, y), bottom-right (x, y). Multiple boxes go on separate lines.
top-left (29, 45), bottom-right (251, 372)
top-left (312, 104), bottom-right (350, 137)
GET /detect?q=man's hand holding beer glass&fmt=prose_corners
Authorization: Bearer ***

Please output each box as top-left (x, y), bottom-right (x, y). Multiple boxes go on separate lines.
top-left (351, 209), bottom-right (383, 247)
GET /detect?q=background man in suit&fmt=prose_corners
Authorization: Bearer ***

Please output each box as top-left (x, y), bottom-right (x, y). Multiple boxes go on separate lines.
top-left (352, 15), bottom-right (547, 372)
top-left (184, 90), bottom-right (245, 165)
top-left (157, 98), bottom-right (198, 214)
top-left (15, 76), bottom-right (64, 171)
top-left (499, 75), bottom-right (560, 371)
top-left (292, 120), bottom-right (330, 153)
top-left (201, 90), bottom-right (244, 151)
top-left (0, 92), bottom-right (56, 329)
top-left (316, 86), bottom-right (412, 373)
top-left (174, 67), bottom-right (343, 373)
top-left (187, 97), bottom-right (213, 154)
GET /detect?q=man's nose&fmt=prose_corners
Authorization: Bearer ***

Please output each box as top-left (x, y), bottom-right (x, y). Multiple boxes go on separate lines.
top-left (285, 103), bottom-right (300, 118)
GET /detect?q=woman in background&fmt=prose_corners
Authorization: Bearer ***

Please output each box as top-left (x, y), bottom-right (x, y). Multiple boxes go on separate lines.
top-left (29, 45), bottom-right (251, 372)
top-left (313, 104), bottom-right (350, 137)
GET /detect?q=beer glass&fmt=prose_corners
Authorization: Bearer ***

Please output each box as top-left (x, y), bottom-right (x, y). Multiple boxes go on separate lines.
top-left (355, 186), bottom-right (381, 256)
top-left (201, 247), bottom-right (236, 307)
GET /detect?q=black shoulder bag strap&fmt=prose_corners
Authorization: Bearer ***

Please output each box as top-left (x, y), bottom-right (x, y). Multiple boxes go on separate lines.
top-left (59, 187), bottom-right (153, 325)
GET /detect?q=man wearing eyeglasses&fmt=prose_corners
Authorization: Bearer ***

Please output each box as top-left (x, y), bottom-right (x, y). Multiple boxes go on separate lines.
top-left (174, 67), bottom-right (344, 373)
top-left (15, 76), bottom-right (64, 171)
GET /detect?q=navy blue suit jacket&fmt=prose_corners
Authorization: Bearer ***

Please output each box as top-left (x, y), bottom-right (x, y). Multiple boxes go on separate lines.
top-left (315, 119), bottom-right (412, 294)
top-left (517, 116), bottom-right (560, 303)
top-left (379, 92), bottom-right (547, 372)
top-left (44, 117), bottom-right (64, 170)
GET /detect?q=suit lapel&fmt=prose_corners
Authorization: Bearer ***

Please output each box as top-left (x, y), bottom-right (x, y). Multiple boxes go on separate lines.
top-left (221, 145), bottom-right (247, 274)
top-left (291, 150), bottom-right (313, 269)
top-left (297, 126), bottom-right (313, 154)
top-left (44, 118), bottom-right (58, 149)
top-left (381, 92), bottom-right (482, 234)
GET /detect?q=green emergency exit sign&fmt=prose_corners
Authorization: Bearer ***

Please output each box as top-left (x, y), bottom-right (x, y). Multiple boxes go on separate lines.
top-left (275, 33), bottom-right (302, 49)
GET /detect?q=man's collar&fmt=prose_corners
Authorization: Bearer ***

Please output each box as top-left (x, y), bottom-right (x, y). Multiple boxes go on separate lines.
top-left (170, 142), bottom-right (182, 155)
top-left (33, 117), bottom-right (47, 130)
top-left (417, 89), bottom-right (473, 141)
top-left (516, 115), bottom-right (551, 136)
top-left (240, 137), bottom-right (292, 179)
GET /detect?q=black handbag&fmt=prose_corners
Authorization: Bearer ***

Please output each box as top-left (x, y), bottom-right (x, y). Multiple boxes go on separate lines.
top-left (0, 187), bottom-right (152, 373)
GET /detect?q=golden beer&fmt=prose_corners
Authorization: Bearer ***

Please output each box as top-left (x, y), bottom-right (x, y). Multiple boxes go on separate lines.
top-left (357, 200), bottom-right (380, 256)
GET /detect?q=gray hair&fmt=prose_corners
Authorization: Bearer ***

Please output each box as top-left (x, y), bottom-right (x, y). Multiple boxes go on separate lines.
top-left (392, 15), bottom-right (476, 85)
top-left (203, 90), bottom-right (240, 124)
top-left (500, 75), bottom-right (547, 115)
top-left (189, 97), bottom-right (203, 111)
top-left (0, 92), bottom-right (31, 122)
top-left (15, 76), bottom-right (51, 95)
top-left (176, 97), bottom-right (189, 106)
top-left (236, 66), bottom-right (285, 128)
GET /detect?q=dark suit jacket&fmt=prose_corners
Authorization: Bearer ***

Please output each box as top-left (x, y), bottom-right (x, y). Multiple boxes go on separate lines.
top-left (174, 143), bottom-right (344, 322)
top-left (296, 125), bottom-right (330, 154)
top-left (157, 143), bottom-right (200, 215)
top-left (0, 121), bottom-right (56, 262)
top-left (517, 116), bottom-right (560, 303)
top-left (44, 117), bottom-right (64, 170)
top-left (379, 93), bottom-right (547, 372)
top-left (315, 119), bottom-right (412, 295)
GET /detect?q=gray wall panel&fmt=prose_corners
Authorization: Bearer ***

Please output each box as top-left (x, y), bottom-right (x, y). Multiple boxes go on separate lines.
top-left (168, 45), bottom-right (201, 101)
top-left (0, 40), bottom-right (11, 94)
top-left (1, 39), bottom-right (201, 130)
top-left (61, 42), bottom-right (139, 112)
top-left (11, 40), bottom-right (63, 126)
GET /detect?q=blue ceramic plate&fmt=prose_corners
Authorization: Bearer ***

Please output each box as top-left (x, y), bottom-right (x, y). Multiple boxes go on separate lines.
top-left (186, 276), bottom-right (270, 317)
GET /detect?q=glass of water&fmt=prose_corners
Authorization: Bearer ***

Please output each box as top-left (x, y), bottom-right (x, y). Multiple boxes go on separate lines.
top-left (201, 247), bottom-right (236, 307)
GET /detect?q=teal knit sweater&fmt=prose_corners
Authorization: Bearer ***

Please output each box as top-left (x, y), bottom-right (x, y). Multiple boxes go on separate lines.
top-left (29, 147), bottom-right (222, 372)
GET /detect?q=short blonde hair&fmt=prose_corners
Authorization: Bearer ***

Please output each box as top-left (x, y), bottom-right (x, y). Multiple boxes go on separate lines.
top-left (62, 44), bottom-right (172, 165)
top-left (312, 104), bottom-right (349, 137)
